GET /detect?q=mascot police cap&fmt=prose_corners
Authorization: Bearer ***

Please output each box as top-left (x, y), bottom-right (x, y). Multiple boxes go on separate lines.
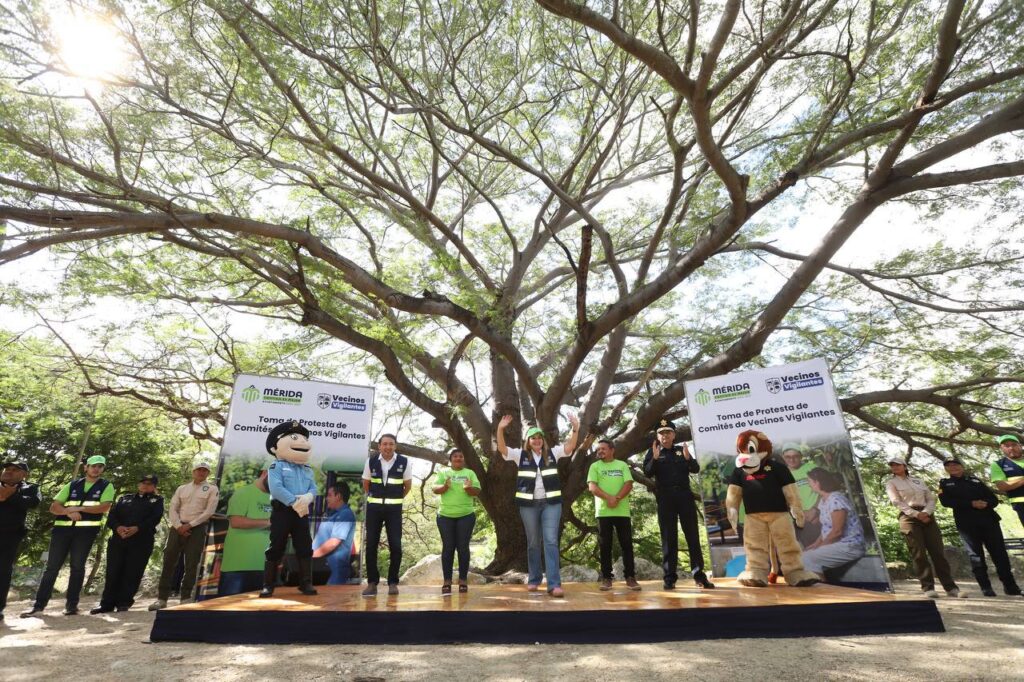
top-left (266, 419), bottom-right (311, 455)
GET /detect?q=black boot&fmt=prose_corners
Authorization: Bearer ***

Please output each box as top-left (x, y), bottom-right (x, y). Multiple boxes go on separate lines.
top-left (259, 560), bottom-right (277, 598)
top-left (693, 570), bottom-right (716, 589)
top-left (297, 557), bottom-right (318, 596)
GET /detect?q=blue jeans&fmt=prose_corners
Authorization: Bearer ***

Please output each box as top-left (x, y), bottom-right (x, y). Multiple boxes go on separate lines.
top-left (518, 501), bottom-right (561, 589)
top-left (34, 528), bottom-right (99, 609)
top-left (217, 570), bottom-right (263, 596)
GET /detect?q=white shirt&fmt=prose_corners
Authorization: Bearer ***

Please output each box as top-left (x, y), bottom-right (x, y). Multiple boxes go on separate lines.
top-left (361, 454), bottom-right (413, 484)
top-left (505, 446), bottom-right (567, 498)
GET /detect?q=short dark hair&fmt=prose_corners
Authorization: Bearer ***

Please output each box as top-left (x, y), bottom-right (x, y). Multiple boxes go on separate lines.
top-left (447, 448), bottom-right (463, 460)
top-left (807, 467), bottom-right (842, 493)
top-left (329, 480), bottom-right (351, 503)
top-left (378, 433), bottom-right (397, 445)
top-left (597, 438), bottom-right (614, 449)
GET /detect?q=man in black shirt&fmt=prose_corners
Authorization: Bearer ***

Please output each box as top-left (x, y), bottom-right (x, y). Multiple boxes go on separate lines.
top-left (91, 474), bottom-right (165, 613)
top-left (643, 418), bottom-right (714, 589)
top-left (938, 459), bottom-right (1021, 597)
top-left (0, 461), bottom-right (41, 622)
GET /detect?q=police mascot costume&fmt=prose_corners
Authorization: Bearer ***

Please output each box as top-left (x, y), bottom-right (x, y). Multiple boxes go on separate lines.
top-left (260, 420), bottom-right (318, 598)
top-left (726, 430), bottom-right (818, 587)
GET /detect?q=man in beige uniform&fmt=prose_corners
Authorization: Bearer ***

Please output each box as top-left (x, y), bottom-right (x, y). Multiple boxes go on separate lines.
top-left (148, 459), bottom-right (219, 609)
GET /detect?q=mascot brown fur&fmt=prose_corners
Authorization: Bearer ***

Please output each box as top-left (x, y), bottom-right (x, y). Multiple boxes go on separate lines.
top-left (725, 430), bottom-right (819, 587)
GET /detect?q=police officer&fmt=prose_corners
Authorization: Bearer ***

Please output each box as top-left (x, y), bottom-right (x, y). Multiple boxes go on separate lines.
top-left (92, 474), bottom-right (164, 613)
top-left (939, 458), bottom-right (1022, 597)
top-left (0, 461), bottom-right (41, 622)
top-left (261, 420), bottom-right (318, 598)
top-left (643, 419), bottom-right (714, 589)
top-left (22, 455), bottom-right (115, 617)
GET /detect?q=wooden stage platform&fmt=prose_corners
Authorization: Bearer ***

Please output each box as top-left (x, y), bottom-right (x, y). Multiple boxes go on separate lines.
top-left (150, 579), bottom-right (944, 644)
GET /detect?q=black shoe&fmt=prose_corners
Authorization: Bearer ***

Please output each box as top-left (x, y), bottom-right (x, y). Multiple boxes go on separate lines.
top-left (982, 588), bottom-right (997, 597)
top-left (693, 571), bottom-right (716, 589)
top-left (63, 607), bottom-right (79, 616)
top-left (259, 559), bottom-right (278, 598)
top-left (1005, 585), bottom-right (1022, 596)
top-left (89, 607), bottom-right (114, 615)
top-left (20, 607), bottom-right (44, 618)
top-left (297, 557), bottom-right (318, 596)
top-left (663, 580), bottom-right (676, 590)
top-left (115, 606), bottom-right (131, 612)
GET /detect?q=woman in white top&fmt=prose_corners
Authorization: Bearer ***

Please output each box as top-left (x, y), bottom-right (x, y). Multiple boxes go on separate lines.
top-left (885, 456), bottom-right (963, 598)
top-left (496, 414), bottom-right (579, 597)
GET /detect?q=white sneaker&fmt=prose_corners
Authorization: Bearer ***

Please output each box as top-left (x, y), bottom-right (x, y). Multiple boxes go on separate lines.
top-left (147, 599), bottom-right (167, 611)
top-left (923, 589), bottom-right (939, 598)
top-left (946, 588), bottom-right (967, 598)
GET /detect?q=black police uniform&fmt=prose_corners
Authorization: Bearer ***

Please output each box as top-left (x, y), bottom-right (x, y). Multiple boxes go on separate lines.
top-left (0, 476), bottom-right (42, 617)
top-left (98, 489), bottom-right (165, 611)
top-left (643, 430), bottom-right (707, 587)
top-left (938, 473), bottom-right (1021, 596)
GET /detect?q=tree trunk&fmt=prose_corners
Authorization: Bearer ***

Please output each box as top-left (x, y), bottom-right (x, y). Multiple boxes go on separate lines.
top-left (479, 462), bottom-right (528, 573)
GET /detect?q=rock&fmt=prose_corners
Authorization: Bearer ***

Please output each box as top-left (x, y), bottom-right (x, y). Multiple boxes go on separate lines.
top-left (399, 554), bottom-right (486, 585)
top-left (612, 557), bottom-right (661, 580)
top-left (559, 564), bottom-right (600, 583)
top-left (494, 570), bottom-right (529, 584)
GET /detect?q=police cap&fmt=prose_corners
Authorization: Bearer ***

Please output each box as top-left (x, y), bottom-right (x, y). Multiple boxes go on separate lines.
top-left (266, 419), bottom-right (310, 454)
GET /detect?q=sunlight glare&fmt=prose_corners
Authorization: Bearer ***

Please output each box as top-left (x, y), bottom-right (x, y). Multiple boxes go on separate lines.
top-left (53, 11), bottom-right (127, 88)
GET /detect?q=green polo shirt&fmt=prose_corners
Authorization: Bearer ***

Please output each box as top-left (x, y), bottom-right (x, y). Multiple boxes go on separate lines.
top-left (789, 461), bottom-right (820, 510)
top-left (587, 459), bottom-right (633, 518)
top-left (220, 483), bottom-right (272, 572)
top-left (434, 468), bottom-right (481, 518)
top-left (54, 480), bottom-right (116, 504)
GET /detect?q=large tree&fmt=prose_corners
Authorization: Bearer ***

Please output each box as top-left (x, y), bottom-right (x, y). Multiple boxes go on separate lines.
top-left (1, 0), bottom-right (1023, 570)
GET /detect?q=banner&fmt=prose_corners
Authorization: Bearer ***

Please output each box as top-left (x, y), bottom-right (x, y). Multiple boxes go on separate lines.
top-left (685, 358), bottom-right (890, 591)
top-left (195, 374), bottom-right (374, 600)
top-left (223, 373), bottom-right (375, 471)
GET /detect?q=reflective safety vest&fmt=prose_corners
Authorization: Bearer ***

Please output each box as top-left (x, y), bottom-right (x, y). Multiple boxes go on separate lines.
top-left (997, 457), bottom-right (1024, 500)
top-left (54, 478), bottom-right (110, 528)
top-left (515, 450), bottom-right (561, 507)
top-left (367, 455), bottom-right (408, 506)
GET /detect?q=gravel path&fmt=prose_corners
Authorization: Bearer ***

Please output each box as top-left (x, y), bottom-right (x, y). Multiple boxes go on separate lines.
top-left (2, 582), bottom-right (1021, 681)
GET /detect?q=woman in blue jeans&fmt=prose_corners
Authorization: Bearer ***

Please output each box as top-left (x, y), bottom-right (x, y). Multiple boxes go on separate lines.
top-left (431, 448), bottom-right (481, 595)
top-left (496, 413), bottom-right (579, 597)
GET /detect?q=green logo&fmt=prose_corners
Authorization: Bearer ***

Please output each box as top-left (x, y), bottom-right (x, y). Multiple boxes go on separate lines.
top-left (694, 389), bottom-right (711, 406)
top-left (241, 385), bottom-right (260, 403)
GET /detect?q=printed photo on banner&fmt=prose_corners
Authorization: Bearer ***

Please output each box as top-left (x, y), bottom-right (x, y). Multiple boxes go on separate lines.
top-left (193, 374), bottom-right (374, 600)
top-left (685, 358), bottom-right (891, 591)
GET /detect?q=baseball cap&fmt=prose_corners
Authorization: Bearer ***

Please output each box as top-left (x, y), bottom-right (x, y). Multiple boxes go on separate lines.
top-left (942, 458), bottom-right (963, 467)
top-left (525, 427), bottom-right (545, 440)
top-left (192, 458), bottom-right (213, 470)
top-left (886, 456), bottom-right (907, 466)
top-left (265, 419), bottom-right (311, 454)
top-left (997, 434), bottom-right (1021, 445)
top-left (86, 455), bottom-right (106, 466)
top-left (3, 461), bottom-right (29, 472)
top-left (656, 418), bottom-right (675, 433)
top-left (139, 473), bottom-right (159, 483)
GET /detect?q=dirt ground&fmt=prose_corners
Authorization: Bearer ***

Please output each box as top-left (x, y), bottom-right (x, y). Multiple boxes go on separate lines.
top-left (2, 581), bottom-right (1022, 681)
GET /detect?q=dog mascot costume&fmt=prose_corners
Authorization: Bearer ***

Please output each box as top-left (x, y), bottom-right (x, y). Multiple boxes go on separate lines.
top-left (726, 429), bottom-right (819, 587)
top-left (260, 420), bottom-right (318, 598)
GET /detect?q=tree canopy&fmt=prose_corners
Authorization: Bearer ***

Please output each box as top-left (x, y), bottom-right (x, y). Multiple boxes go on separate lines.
top-left (1, 0), bottom-right (1022, 569)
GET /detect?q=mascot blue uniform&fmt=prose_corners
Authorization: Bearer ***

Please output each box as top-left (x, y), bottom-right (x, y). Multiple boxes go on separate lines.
top-left (260, 420), bottom-right (318, 598)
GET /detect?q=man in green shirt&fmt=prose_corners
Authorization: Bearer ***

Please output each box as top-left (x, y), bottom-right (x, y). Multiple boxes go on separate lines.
top-left (991, 434), bottom-right (1024, 526)
top-left (781, 444), bottom-right (821, 546)
top-left (218, 469), bottom-right (272, 596)
top-left (22, 455), bottom-right (115, 617)
top-left (587, 439), bottom-right (640, 592)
